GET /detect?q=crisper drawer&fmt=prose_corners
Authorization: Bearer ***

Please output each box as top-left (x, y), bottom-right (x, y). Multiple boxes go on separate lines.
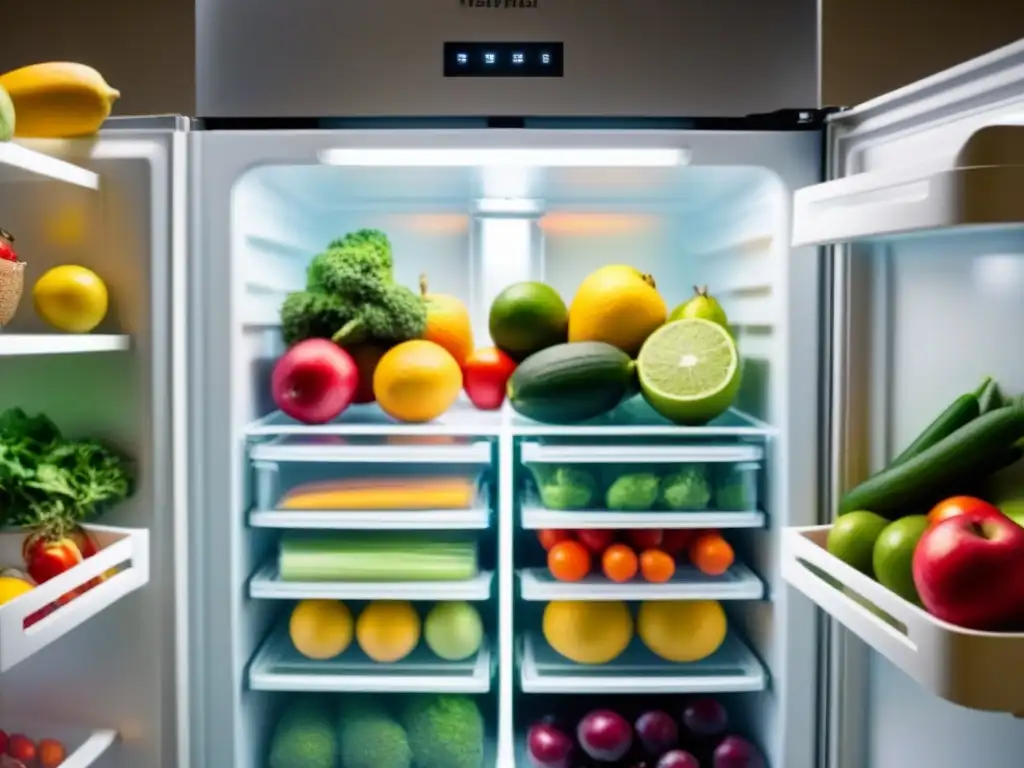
top-left (520, 440), bottom-right (764, 522)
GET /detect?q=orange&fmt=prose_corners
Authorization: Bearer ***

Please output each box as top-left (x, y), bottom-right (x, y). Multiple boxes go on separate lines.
top-left (637, 600), bottom-right (727, 662)
top-left (548, 540), bottom-right (591, 582)
top-left (419, 274), bottom-right (474, 365)
top-left (689, 532), bottom-right (734, 576)
top-left (602, 544), bottom-right (639, 583)
top-left (568, 265), bottom-right (667, 356)
top-left (543, 600), bottom-right (633, 664)
top-left (373, 340), bottom-right (462, 422)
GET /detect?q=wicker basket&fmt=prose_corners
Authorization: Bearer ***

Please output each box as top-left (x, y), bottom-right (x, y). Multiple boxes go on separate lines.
top-left (0, 259), bottom-right (25, 327)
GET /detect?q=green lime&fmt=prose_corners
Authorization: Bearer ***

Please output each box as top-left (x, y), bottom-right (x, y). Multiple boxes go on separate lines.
top-left (872, 515), bottom-right (929, 604)
top-left (826, 510), bottom-right (889, 576)
top-left (489, 282), bottom-right (568, 362)
top-left (637, 318), bottom-right (741, 425)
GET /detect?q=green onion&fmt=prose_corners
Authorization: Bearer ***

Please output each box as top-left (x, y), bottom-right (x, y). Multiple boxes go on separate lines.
top-left (278, 534), bottom-right (479, 582)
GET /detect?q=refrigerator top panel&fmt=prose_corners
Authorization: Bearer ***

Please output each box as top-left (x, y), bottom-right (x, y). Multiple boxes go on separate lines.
top-left (195, 0), bottom-right (819, 118)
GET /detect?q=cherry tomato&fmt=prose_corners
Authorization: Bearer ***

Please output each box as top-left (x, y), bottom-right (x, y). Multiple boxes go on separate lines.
top-left (24, 536), bottom-right (83, 584)
top-left (577, 529), bottom-right (616, 555)
top-left (537, 529), bottom-right (573, 551)
top-left (927, 495), bottom-right (1003, 527)
top-left (7, 734), bottom-right (36, 763)
top-left (0, 229), bottom-right (18, 263)
top-left (38, 738), bottom-right (68, 768)
top-left (602, 544), bottom-right (639, 583)
top-left (463, 347), bottom-right (517, 410)
top-left (689, 532), bottom-right (735, 576)
top-left (626, 529), bottom-right (664, 550)
top-left (661, 529), bottom-right (697, 556)
top-left (639, 549), bottom-right (676, 583)
top-left (548, 540), bottom-right (591, 582)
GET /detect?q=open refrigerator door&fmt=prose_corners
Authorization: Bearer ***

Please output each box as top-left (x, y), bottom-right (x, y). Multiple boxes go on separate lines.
top-left (781, 39), bottom-right (1024, 768)
top-left (189, 123), bottom-right (827, 767)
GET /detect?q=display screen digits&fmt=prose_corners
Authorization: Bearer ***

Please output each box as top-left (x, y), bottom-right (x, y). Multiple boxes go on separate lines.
top-left (444, 43), bottom-right (564, 77)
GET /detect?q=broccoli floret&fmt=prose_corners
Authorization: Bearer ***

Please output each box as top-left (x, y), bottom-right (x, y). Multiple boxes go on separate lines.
top-left (715, 464), bottom-right (755, 510)
top-left (330, 275), bottom-right (427, 346)
top-left (268, 698), bottom-right (338, 768)
top-left (401, 694), bottom-right (485, 768)
top-left (605, 472), bottom-right (660, 511)
top-left (337, 699), bottom-right (412, 768)
top-left (280, 290), bottom-right (351, 347)
top-left (306, 237), bottom-right (393, 294)
top-left (660, 465), bottom-right (712, 511)
top-left (536, 466), bottom-right (598, 510)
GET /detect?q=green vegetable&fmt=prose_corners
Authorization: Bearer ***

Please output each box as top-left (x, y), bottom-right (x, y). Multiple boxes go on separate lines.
top-left (889, 378), bottom-right (989, 467)
top-left (279, 534), bottom-right (478, 581)
top-left (533, 466), bottom-right (598, 510)
top-left (280, 230), bottom-right (427, 347)
top-left (401, 694), bottom-right (485, 768)
top-left (338, 698), bottom-right (412, 768)
top-left (506, 342), bottom-right (636, 424)
top-left (978, 378), bottom-right (1005, 415)
top-left (714, 464), bottom-right (756, 510)
top-left (838, 405), bottom-right (1024, 518)
top-left (268, 697), bottom-right (338, 768)
top-left (606, 472), bottom-right (660, 511)
top-left (0, 408), bottom-right (134, 535)
top-left (660, 465), bottom-right (712, 511)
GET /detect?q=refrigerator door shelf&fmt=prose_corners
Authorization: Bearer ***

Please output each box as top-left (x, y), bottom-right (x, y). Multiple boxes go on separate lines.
top-left (521, 503), bottom-right (766, 530)
top-left (0, 141), bottom-right (99, 189)
top-left (518, 564), bottom-right (764, 602)
top-left (249, 561), bottom-right (494, 601)
top-left (793, 125), bottom-right (1024, 247)
top-left (249, 435), bottom-right (492, 464)
top-left (783, 525), bottom-right (1024, 714)
top-left (508, 404), bottom-right (777, 438)
top-left (248, 624), bottom-right (492, 693)
top-left (0, 722), bottom-right (117, 768)
top-left (0, 334), bottom-right (130, 356)
top-left (519, 633), bottom-right (767, 694)
top-left (0, 525), bottom-right (149, 672)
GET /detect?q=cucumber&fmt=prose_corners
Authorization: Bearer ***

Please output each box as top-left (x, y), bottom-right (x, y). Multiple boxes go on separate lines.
top-left (507, 341), bottom-right (636, 424)
top-left (839, 405), bottom-right (1024, 518)
top-left (889, 388), bottom-right (983, 467)
top-left (977, 377), bottom-right (1005, 415)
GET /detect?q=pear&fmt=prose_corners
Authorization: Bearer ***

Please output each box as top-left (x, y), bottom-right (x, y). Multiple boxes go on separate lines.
top-left (669, 285), bottom-right (730, 331)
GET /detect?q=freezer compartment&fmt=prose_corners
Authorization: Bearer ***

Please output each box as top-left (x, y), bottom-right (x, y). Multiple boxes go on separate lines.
top-left (521, 439), bottom-right (764, 514)
top-left (783, 525), bottom-right (1024, 714)
top-left (0, 720), bottom-right (116, 768)
top-left (0, 525), bottom-right (149, 672)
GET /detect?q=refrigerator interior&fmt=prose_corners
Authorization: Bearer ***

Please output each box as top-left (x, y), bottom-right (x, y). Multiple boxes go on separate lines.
top-left (193, 127), bottom-right (826, 767)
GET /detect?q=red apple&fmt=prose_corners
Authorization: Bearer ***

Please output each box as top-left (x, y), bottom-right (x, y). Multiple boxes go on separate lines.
top-left (926, 495), bottom-right (1003, 528)
top-left (913, 511), bottom-right (1024, 630)
top-left (576, 530), bottom-right (616, 555)
top-left (272, 339), bottom-right (358, 424)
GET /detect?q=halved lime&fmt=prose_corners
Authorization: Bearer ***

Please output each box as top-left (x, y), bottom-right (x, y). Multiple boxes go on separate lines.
top-left (637, 318), bottom-right (741, 425)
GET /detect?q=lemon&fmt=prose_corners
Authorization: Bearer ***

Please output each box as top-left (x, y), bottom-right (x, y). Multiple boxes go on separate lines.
top-left (356, 600), bottom-right (421, 663)
top-left (568, 265), bottom-right (667, 356)
top-left (542, 600), bottom-right (633, 665)
top-left (637, 600), bottom-right (727, 662)
top-left (0, 576), bottom-right (34, 605)
top-left (288, 599), bottom-right (353, 661)
top-left (33, 265), bottom-right (109, 333)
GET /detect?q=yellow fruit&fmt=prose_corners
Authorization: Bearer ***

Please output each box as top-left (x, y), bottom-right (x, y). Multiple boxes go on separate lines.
top-left (568, 265), bottom-right (668, 356)
top-left (373, 340), bottom-right (462, 423)
top-left (356, 600), bottom-right (421, 663)
top-left (542, 600), bottom-right (633, 665)
top-left (420, 274), bottom-right (474, 366)
top-left (33, 265), bottom-right (109, 333)
top-left (637, 600), bottom-right (727, 662)
top-left (288, 599), bottom-right (354, 661)
top-left (0, 62), bottom-right (120, 139)
top-left (0, 576), bottom-right (34, 606)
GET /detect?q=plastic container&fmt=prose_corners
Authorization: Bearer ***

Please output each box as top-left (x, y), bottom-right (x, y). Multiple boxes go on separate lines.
top-left (521, 442), bottom-right (762, 513)
top-left (518, 563), bottom-right (764, 602)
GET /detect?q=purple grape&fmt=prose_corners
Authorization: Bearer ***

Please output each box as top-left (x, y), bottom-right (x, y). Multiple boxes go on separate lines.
top-left (682, 698), bottom-right (728, 737)
top-left (713, 735), bottom-right (765, 768)
top-left (658, 750), bottom-right (701, 768)
top-left (577, 709), bottom-right (633, 762)
top-left (635, 710), bottom-right (679, 756)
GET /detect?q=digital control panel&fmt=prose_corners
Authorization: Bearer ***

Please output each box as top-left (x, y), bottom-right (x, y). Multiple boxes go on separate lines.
top-left (444, 42), bottom-right (564, 77)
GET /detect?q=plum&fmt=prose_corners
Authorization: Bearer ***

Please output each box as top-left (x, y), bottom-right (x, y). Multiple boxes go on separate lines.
top-left (635, 710), bottom-right (679, 755)
top-left (577, 709), bottom-right (633, 762)
top-left (713, 736), bottom-right (765, 768)
top-left (658, 751), bottom-right (701, 768)
top-left (527, 722), bottom-right (575, 768)
top-left (682, 698), bottom-right (728, 737)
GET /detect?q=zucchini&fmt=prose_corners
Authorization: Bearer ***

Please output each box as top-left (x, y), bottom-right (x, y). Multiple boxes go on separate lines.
top-left (977, 377), bottom-right (1005, 415)
top-left (507, 341), bottom-right (636, 424)
top-left (889, 390), bottom-right (982, 467)
top-left (839, 405), bottom-right (1024, 518)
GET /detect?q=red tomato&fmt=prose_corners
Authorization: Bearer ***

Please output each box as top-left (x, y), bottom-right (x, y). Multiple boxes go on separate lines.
top-left (661, 529), bottom-right (698, 556)
top-left (463, 347), bottom-right (517, 410)
top-left (7, 734), bottom-right (36, 763)
top-left (577, 530), bottom-right (617, 555)
top-left (927, 496), bottom-right (1003, 527)
top-left (67, 526), bottom-right (100, 558)
top-left (0, 229), bottom-right (17, 263)
top-left (626, 529), bottom-right (664, 550)
top-left (38, 738), bottom-right (67, 768)
top-left (24, 536), bottom-right (83, 584)
top-left (537, 530), bottom-right (573, 551)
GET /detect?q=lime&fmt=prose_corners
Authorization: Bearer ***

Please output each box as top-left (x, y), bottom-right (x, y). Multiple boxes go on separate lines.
top-left (826, 510), bottom-right (889, 576)
top-left (637, 318), bottom-right (741, 425)
top-left (873, 515), bottom-right (929, 604)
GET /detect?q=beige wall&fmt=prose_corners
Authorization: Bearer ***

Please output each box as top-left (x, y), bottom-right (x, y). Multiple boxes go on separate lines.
top-left (1, 0), bottom-right (1022, 116)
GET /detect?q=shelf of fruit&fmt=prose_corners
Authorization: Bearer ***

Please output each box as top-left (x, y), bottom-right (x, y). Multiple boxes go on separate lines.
top-left (783, 377), bottom-right (1024, 714)
top-left (521, 698), bottom-right (766, 768)
top-left (0, 723), bottom-right (117, 768)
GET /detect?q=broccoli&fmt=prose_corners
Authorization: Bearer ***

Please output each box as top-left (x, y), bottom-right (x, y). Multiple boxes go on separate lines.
top-left (280, 291), bottom-right (351, 347)
top-left (401, 694), bottom-right (485, 768)
top-left (535, 466), bottom-right (598, 510)
top-left (715, 464), bottom-right (755, 510)
top-left (660, 465), bottom-right (712, 511)
top-left (306, 235), bottom-right (393, 294)
top-left (268, 698), bottom-right (338, 768)
top-left (337, 698), bottom-right (412, 768)
top-left (605, 472), bottom-right (660, 511)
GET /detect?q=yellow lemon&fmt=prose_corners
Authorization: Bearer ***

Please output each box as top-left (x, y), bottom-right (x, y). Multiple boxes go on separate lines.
top-left (288, 599), bottom-right (353, 661)
top-left (637, 600), bottom-right (727, 662)
top-left (542, 600), bottom-right (633, 665)
top-left (0, 576), bottom-right (34, 605)
top-left (356, 600), bottom-right (421, 663)
top-left (33, 264), bottom-right (109, 333)
top-left (568, 265), bottom-right (667, 357)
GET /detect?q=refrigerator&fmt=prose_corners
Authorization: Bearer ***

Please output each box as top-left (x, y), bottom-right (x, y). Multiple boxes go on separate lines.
top-left (2, 3), bottom-right (1024, 765)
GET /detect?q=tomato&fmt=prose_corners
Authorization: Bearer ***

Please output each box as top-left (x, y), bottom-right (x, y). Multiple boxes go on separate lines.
top-left (38, 738), bottom-right (67, 768)
top-left (689, 532), bottom-right (735, 576)
top-left (548, 540), bottom-right (591, 582)
top-left (602, 544), bottom-right (639, 583)
top-left (0, 229), bottom-right (17, 263)
top-left (67, 526), bottom-right (100, 558)
top-left (463, 347), bottom-right (517, 410)
top-left (626, 529), bottom-right (664, 550)
top-left (537, 529), bottom-right (573, 551)
top-left (927, 496), bottom-right (1003, 527)
top-left (576, 529), bottom-right (616, 555)
top-left (661, 529), bottom-right (697, 556)
top-left (24, 536), bottom-right (83, 584)
top-left (639, 549), bottom-right (676, 583)
top-left (6, 734), bottom-right (36, 763)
